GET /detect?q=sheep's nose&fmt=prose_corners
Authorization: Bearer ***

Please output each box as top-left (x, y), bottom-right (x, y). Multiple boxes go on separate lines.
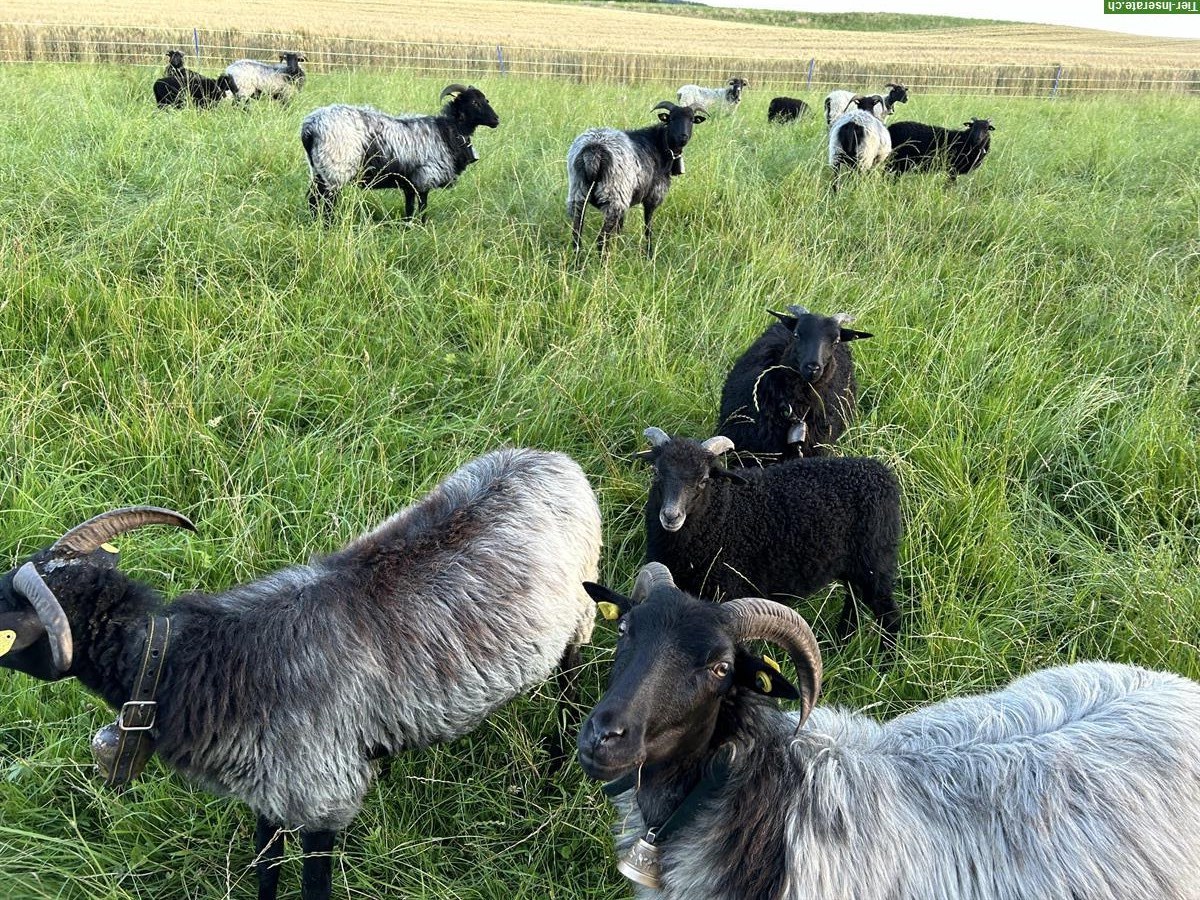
top-left (660, 509), bottom-right (686, 532)
top-left (801, 363), bottom-right (822, 380)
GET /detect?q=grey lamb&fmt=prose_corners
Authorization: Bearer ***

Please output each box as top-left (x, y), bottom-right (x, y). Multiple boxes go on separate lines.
top-left (579, 563), bottom-right (1200, 900)
top-left (0, 447), bottom-right (601, 900)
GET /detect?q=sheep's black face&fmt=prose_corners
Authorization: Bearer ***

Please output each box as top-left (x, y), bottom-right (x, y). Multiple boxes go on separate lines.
top-left (965, 118), bottom-right (995, 143)
top-left (658, 106), bottom-right (703, 154)
top-left (645, 441), bottom-right (713, 532)
top-left (166, 50), bottom-right (184, 70)
top-left (449, 88), bottom-right (500, 129)
top-left (776, 312), bottom-right (872, 383)
top-left (728, 77), bottom-right (748, 101)
top-left (578, 583), bottom-right (736, 780)
top-left (886, 83), bottom-right (908, 105)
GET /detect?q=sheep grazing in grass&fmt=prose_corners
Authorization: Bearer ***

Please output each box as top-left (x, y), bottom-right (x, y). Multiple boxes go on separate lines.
top-left (824, 82), bottom-right (907, 126)
top-left (301, 83), bottom-right (500, 222)
top-left (716, 306), bottom-right (873, 461)
top-left (566, 101), bottom-right (706, 258)
top-left (638, 428), bottom-right (902, 653)
top-left (579, 562), bottom-right (1200, 900)
top-left (888, 118), bottom-right (995, 181)
top-left (828, 96), bottom-right (892, 191)
top-left (767, 96), bottom-right (810, 124)
top-left (152, 50), bottom-right (235, 109)
top-left (223, 51), bottom-right (306, 102)
top-left (677, 77), bottom-right (748, 114)
top-left (0, 447), bottom-right (602, 900)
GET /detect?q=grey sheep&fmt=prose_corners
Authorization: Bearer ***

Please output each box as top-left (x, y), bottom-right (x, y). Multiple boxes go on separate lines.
top-left (567, 101), bottom-right (707, 258)
top-left (223, 51), bottom-right (306, 102)
top-left (580, 563), bottom-right (1200, 900)
top-left (716, 305), bottom-right (873, 461)
top-left (639, 428), bottom-right (901, 652)
top-left (0, 447), bottom-right (601, 900)
top-left (301, 83), bottom-right (499, 221)
top-left (824, 82), bottom-right (908, 125)
top-left (677, 77), bottom-right (749, 114)
top-left (829, 96), bottom-right (893, 191)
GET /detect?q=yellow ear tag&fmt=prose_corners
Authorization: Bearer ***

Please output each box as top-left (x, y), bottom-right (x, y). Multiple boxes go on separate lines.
top-left (597, 602), bottom-right (620, 621)
top-left (762, 654), bottom-right (781, 673)
top-left (101, 543), bottom-right (119, 554)
top-left (756, 671), bottom-right (773, 693)
top-left (0, 630), bottom-right (16, 657)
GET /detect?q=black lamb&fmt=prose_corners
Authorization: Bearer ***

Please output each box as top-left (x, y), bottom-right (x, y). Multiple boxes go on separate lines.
top-left (767, 96), bottom-right (810, 124)
top-left (639, 428), bottom-right (902, 653)
top-left (887, 118), bottom-right (995, 180)
top-left (716, 306), bottom-right (872, 462)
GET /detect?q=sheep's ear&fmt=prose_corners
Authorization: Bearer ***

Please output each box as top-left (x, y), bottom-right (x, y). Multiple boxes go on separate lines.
top-left (658, 112), bottom-right (670, 124)
top-left (583, 582), bottom-right (634, 620)
top-left (840, 328), bottom-right (873, 342)
top-left (0, 609), bottom-right (45, 659)
top-left (711, 465), bottom-right (751, 485)
top-left (634, 449), bottom-right (657, 463)
top-left (766, 309), bottom-right (796, 328)
top-left (735, 649), bottom-right (800, 699)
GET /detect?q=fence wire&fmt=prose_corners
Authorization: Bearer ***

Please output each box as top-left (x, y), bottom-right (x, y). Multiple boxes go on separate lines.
top-left (0, 23), bottom-right (1196, 97)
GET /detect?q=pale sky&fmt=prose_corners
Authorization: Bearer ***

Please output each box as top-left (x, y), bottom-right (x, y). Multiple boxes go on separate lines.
top-left (700, 0), bottom-right (1200, 39)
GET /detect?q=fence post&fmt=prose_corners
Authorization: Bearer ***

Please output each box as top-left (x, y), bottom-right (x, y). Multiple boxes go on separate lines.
top-left (497, 45), bottom-right (506, 75)
top-left (193, 28), bottom-right (200, 60)
top-left (806, 57), bottom-right (815, 88)
top-left (1050, 65), bottom-right (1063, 98)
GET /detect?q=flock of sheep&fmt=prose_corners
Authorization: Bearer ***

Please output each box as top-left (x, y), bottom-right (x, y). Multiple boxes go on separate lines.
top-left (0, 50), bottom-right (1196, 900)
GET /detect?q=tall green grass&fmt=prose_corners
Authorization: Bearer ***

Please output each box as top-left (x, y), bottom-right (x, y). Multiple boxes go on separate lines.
top-left (1, 64), bottom-right (1198, 898)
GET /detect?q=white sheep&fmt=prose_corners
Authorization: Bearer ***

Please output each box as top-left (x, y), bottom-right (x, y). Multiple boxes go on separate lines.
top-left (828, 97), bottom-right (893, 190)
top-left (223, 51), bottom-right (306, 102)
top-left (676, 78), bottom-right (748, 114)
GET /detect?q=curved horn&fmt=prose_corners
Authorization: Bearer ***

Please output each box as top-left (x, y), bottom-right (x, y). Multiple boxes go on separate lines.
top-left (651, 100), bottom-right (677, 113)
top-left (701, 436), bottom-right (735, 456)
top-left (832, 312), bottom-right (856, 327)
top-left (52, 506), bottom-right (195, 556)
top-left (786, 304), bottom-right (810, 318)
top-left (643, 427), bottom-right (671, 447)
top-left (440, 83), bottom-right (469, 100)
top-left (13, 562), bottom-right (73, 671)
top-left (632, 562), bottom-right (676, 603)
top-left (723, 597), bottom-right (822, 728)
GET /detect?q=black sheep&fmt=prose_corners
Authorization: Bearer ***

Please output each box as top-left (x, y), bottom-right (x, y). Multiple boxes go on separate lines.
top-left (767, 96), bottom-right (810, 124)
top-left (152, 50), bottom-right (234, 109)
top-left (887, 118), bottom-right (994, 180)
top-left (716, 306), bottom-right (872, 462)
top-left (639, 428), bottom-right (902, 653)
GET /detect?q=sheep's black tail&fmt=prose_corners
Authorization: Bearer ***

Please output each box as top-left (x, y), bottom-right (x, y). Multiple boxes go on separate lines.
top-left (575, 145), bottom-right (610, 184)
top-left (835, 122), bottom-right (863, 168)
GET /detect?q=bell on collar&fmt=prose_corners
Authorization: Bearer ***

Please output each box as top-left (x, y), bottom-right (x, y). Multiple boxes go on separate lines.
top-left (469, 144), bottom-right (480, 162)
top-left (671, 155), bottom-right (685, 176)
top-left (91, 720), bottom-right (154, 788)
top-left (617, 835), bottom-right (663, 889)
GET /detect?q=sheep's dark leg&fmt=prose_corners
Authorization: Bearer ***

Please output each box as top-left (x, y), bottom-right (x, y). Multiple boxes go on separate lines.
top-left (597, 209), bottom-right (624, 254)
top-left (853, 573), bottom-right (901, 663)
top-left (299, 828), bottom-right (338, 900)
top-left (543, 643), bottom-right (584, 773)
top-left (568, 199), bottom-right (587, 254)
top-left (254, 816), bottom-right (287, 900)
top-left (401, 186), bottom-right (417, 221)
top-left (642, 201), bottom-right (658, 259)
top-left (836, 586), bottom-right (861, 643)
top-left (416, 190), bottom-right (430, 222)
top-left (307, 179), bottom-right (336, 223)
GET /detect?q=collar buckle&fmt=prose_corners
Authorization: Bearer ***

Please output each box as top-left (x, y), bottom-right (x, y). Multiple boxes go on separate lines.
top-left (118, 699), bottom-right (158, 732)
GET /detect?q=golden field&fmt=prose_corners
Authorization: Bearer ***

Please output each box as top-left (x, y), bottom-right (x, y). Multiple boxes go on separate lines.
top-left (1, 0), bottom-right (1198, 94)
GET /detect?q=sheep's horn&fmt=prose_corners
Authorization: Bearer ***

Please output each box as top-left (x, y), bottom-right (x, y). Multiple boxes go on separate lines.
top-left (832, 312), bottom-right (856, 327)
top-left (13, 562), bottom-right (72, 671)
top-left (723, 597), bottom-right (822, 728)
top-left (52, 506), bottom-right (196, 556)
top-left (786, 304), bottom-right (810, 317)
top-left (701, 436), bottom-right (735, 456)
top-left (440, 83), bottom-right (469, 99)
top-left (632, 562), bottom-right (675, 603)
top-left (651, 100), bottom-right (677, 113)
top-left (643, 427), bottom-right (671, 447)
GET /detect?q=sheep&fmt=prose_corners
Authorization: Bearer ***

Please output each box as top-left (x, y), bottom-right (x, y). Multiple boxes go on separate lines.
top-left (677, 77), bottom-right (748, 114)
top-left (223, 51), bottom-right (306, 102)
top-left (828, 96), bottom-right (892, 191)
top-left (301, 83), bottom-right (499, 222)
top-left (766, 96), bottom-right (810, 124)
top-left (716, 306), bottom-right (873, 461)
top-left (0, 447), bottom-right (602, 900)
top-left (824, 82), bottom-right (907, 125)
top-left (566, 101), bottom-right (706, 258)
top-left (637, 428), bottom-right (901, 652)
top-left (152, 50), bottom-right (236, 109)
top-left (888, 117), bottom-right (995, 181)
top-left (578, 563), bottom-right (1200, 900)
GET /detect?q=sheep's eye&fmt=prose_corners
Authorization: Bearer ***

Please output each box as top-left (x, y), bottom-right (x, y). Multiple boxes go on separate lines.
top-left (710, 661), bottom-right (731, 678)
top-left (617, 619), bottom-right (629, 636)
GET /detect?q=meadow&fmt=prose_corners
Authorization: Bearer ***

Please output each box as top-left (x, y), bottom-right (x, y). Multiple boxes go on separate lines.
top-left (0, 62), bottom-right (1198, 899)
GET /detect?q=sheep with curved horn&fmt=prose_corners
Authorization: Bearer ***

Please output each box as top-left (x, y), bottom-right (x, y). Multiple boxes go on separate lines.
top-left (579, 563), bottom-right (1200, 899)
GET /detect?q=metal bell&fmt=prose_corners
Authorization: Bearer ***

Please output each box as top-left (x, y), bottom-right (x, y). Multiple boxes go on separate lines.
top-left (91, 721), bottom-right (122, 783)
top-left (617, 836), bottom-right (663, 889)
top-left (671, 155), bottom-right (685, 177)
